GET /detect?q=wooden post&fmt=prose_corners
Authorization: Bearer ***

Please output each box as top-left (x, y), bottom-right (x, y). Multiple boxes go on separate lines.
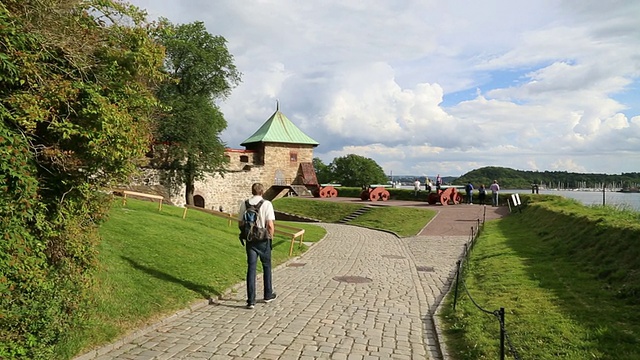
top-left (289, 236), bottom-right (295, 256)
top-left (182, 207), bottom-right (188, 219)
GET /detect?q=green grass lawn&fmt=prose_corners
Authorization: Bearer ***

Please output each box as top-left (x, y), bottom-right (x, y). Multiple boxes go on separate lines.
top-left (273, 197), bottom-right (437, 236)
top-left (350, 206), bottom-right (436, 236)
top-left (441, 199), bottom-right (640, 360)
top-left (273, 197), bottom-right (363, 222)
top-left (58, 198), bottom-right (326, 359)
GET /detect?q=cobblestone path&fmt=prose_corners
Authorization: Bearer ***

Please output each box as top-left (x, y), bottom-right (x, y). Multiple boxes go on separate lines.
top-left (77, 204), bottom-right (507, 360)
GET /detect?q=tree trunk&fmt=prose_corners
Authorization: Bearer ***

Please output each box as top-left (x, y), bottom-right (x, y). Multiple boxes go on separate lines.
top-left (185, 164), bottom-right (196, 205)
top-left (185, 178), bottom-right (195, 205)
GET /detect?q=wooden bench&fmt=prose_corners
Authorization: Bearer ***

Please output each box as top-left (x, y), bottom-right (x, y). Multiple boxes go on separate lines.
top-left (182, 205), bottom-right (305, 256)
top-left (119, 190), bottom-right (164, 211)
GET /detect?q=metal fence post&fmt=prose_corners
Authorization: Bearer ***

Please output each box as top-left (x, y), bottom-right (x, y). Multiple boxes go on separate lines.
top-left (483, 205), bottom-right (487, 224)
top-left (499, 307), bottom-right (505, 360)
top-left (453, 260), bottom-right (461, 310)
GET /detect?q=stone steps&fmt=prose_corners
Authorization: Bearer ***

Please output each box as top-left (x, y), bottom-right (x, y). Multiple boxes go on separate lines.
top-left (289, 185), bottom-right (315, 197)
top-left (337, 205), bottom-right (374, 224)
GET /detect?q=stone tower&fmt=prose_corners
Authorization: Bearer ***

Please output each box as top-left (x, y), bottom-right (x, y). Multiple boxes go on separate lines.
top-left (240, 103), bottom-right (319, 190)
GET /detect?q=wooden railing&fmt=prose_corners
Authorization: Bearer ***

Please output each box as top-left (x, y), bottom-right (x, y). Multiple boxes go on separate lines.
top-left (182, 205), bottom-right (234, 225)
top-left (182, 205), bottom-right (305, 256)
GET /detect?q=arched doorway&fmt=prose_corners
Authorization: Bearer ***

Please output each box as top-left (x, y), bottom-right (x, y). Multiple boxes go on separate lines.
top-left (193, 195), bottom-right (205, 208)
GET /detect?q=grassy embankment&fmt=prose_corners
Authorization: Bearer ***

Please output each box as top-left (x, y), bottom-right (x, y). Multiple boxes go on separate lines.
top-left (63, 196), bottom-right (436, 359)
top-left (441, 196), bottom-right (640, 360)
top-left (273, 197), bottom-right (437, 236)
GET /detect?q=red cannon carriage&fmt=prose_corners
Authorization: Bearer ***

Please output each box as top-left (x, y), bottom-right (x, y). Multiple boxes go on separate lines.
top-left (314, 185), bottom-right (338, 198)
top-left (427, 187), bottom-right (463, 206)
top-left (360, 186), bottom-right (390, 201)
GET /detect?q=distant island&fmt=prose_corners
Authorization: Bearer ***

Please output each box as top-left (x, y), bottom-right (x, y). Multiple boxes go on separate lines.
top-left (395, 166), bottom-right (640, 191)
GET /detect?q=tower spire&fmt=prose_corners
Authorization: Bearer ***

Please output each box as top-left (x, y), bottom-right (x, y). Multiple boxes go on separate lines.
top-left (276, 99), bottom-right (279, 111)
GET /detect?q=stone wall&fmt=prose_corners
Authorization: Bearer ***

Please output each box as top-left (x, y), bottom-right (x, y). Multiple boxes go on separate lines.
top-left (130, 143), bottom-right (316, 215)
top-left (192, 167), bottom-right (266, 214)
top-left (131, 166), bottom-right (266, 214)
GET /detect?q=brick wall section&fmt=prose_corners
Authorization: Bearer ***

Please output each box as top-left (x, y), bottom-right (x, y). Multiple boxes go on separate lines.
top-left (261, 143), bottom-right (315, 187)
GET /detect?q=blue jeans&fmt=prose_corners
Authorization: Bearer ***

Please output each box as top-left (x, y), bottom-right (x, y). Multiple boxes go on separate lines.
top-left (492, 192), bottom-right (499, 206)
top-left (466, 192), bottom-right (473, 204)
top-left (246, 240), bottom-right (273, 305)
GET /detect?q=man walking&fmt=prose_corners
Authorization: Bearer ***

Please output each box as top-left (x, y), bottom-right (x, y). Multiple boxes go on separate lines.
top-left (490, 180), bottom-right (500, 207)
top-left (238, 183), bottom-right (277, 309)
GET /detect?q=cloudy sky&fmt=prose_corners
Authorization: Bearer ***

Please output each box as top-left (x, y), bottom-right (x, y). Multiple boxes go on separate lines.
top-left (128, 0), bottom-right (640, 176)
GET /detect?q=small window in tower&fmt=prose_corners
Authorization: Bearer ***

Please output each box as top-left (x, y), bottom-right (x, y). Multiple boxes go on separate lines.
top-left (240, 155), bottom-right (249, 163)
top-left (290, 152), bottom-right (297, 162)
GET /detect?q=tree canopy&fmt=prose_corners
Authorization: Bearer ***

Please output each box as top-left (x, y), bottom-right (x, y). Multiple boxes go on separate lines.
top-left (0, 0), bottom-right (165, 357)
top-left (313, 157), bottom-right (333, 184)
top-left (329, 154), bottom-right (389, 187)
top-left (153, 20), bottom-right (241, 205)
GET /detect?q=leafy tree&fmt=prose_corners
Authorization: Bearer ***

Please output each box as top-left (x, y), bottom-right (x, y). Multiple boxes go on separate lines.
top-left (0, 0), bottom-right (165, 357)
top-left (153, 20), bottom-right (241, 205)
top-left (313, 157), bottom-right (333, 184)
top-left (330, 154), bottom-right (388, 187)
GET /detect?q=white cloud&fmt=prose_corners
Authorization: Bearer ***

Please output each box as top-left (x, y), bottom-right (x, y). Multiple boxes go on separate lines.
top-left (128, 0), bottom-right (640, 175)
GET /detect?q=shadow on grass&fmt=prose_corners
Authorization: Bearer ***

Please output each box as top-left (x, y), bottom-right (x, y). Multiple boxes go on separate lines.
top-left (122, 257), bottom-right (221, 300)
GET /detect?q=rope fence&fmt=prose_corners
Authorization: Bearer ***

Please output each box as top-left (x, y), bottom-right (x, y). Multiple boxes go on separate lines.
top-left (451, 209), bottom-right (522, 360)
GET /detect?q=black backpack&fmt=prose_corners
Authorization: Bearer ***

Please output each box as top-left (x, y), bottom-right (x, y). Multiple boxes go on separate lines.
top-left (240, 200), bottom-right (270, 242)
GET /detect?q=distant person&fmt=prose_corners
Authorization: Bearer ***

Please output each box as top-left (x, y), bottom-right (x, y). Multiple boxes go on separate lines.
top-left (237, 183), bottom-right (277, 309)
top-left (425, 178), bottom-right (432, 193)
top-left (465, 182), bottom-right (474, 204)
top-left (478, 184), bottom-right (487, 205)
top-left (436, 174), bottom-right (442, 192)
top-left (490, 180), bottom-right (500, 206)
top-left (414, 179), bottom-right (420, 197)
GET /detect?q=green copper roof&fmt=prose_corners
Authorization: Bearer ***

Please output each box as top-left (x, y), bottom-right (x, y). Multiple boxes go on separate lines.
top-left (240, 109), bottom-right (319, 146)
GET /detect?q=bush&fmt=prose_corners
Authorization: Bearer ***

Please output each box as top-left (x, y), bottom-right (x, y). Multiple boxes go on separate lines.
top-left (0, 1), bottom-right (165, 357)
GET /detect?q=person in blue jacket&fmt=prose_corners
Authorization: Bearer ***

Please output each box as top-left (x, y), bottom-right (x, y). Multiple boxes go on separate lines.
top-left (465, 182), bottom-right (474, 204)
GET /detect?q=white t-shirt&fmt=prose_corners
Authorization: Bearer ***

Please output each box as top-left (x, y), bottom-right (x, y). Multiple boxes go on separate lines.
top-left (237, 195), bottom-right (275, 228)
top-left (414, 180), bottom-right (420, 190)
